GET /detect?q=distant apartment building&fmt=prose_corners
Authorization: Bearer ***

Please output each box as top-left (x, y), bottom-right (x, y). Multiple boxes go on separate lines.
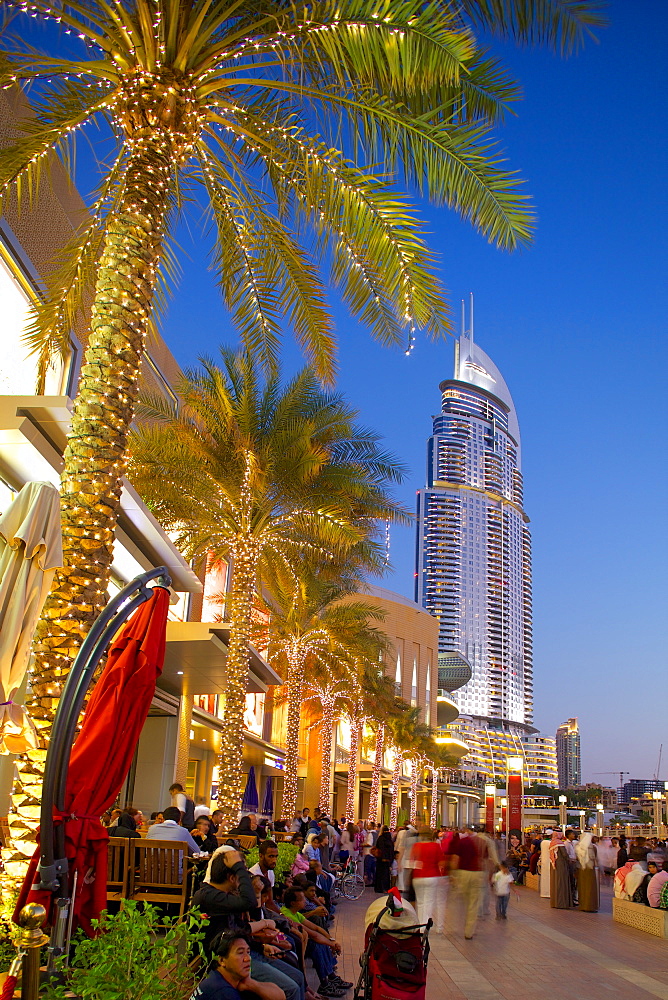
top-left (555, 718), bottom-right (581, 787)
top-left (621, 778), bottom-right (665, 804)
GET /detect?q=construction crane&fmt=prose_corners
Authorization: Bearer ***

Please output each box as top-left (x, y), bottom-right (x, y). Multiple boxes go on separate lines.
top-left (594, 771), bottom-right (630, 796)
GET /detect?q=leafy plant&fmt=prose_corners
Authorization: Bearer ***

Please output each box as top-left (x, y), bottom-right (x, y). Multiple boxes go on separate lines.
top-left (245, 842), bottom-right (298, 883)
top-left (42, 902), bottom-right (206, 1000)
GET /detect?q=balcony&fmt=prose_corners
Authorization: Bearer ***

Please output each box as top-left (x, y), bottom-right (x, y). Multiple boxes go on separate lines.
top-left (436, 692), bottom-right (459, 727)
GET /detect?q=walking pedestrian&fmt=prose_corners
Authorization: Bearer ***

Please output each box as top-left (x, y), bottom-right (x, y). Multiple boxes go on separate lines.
top-left (373, 825), bottom-right (394, 894)
top-left (492, 861), bottom-right (516, 919)
top-left (409, 827), bottom-right (447, 933)
top-left (446, 826), bottom-right (484, 940)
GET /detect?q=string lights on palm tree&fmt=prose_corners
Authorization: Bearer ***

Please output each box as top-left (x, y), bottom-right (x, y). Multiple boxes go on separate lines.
top-left (128, 350), bottom-right (407, 826)
top-left (0, 0), bottom-right (603, 737)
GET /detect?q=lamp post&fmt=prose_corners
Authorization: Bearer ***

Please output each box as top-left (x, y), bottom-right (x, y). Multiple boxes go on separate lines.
top-left (558, 794), bottom-right (567, 828)
top-left (484, 784), bottom-right (496, 834)
top-left (596, 803), bottom-right (604, 836)
top-left (652, 790), bottom-right (662, 836)
top-left (501, 797), bottom-right (507, 837)
top-left (506, 755), bottom-right (524, 842)
top-left (579, 809), bottom-right (586, 832)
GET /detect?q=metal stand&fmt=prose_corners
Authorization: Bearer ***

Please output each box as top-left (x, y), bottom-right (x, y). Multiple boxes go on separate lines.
top-left (17, 904), bottom-right (48, 1000)
top-left (34, 567), bottom-right (171, 969)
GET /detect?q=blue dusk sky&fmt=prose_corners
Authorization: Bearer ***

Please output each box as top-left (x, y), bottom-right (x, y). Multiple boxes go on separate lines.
top-left (20, 1), bottom-right (668, 783)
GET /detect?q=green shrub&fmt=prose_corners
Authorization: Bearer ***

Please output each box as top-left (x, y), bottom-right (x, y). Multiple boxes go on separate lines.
top-left (42, 902), bottom-right (206, 1000)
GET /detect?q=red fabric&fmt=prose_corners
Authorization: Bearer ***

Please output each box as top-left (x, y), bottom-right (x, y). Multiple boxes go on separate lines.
top-left (410, 842), bottom-right (444, 879)
top-left (15, 587), bottom-right (170, 935)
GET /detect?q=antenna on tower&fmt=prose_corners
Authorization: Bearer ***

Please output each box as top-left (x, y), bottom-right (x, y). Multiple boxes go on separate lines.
top-left (470, 292), bottom-right (474, 346)
top-left (461, 299), bottom-right (466, 338)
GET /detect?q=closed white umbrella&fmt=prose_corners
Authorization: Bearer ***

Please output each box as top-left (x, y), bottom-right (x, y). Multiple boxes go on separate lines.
top-left (0, 481), bottom-right (62, 754)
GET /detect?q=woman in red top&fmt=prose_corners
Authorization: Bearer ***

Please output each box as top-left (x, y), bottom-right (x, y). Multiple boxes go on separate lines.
top-left (408, 827), bottom-right (447, 933)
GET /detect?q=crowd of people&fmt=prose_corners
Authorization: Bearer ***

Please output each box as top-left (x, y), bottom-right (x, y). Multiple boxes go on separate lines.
top-left (101, 785), bottom-right (668, 997)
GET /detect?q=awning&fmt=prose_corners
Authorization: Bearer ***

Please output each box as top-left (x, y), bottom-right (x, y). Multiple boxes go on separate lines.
top-left (161, 621), bottom-right (282, 697)
top-left (0, 396), bottom-right (201, 594)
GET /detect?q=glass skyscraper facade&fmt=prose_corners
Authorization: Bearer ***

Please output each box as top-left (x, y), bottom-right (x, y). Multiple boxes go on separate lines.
top-left (415, 332), bottom-right (534, 771)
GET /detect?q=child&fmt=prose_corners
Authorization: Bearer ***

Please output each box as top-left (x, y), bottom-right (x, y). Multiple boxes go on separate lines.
top-left (492, 861), bottom-right (516, 919)
top-left (390, 850), bottom-right (399, 887)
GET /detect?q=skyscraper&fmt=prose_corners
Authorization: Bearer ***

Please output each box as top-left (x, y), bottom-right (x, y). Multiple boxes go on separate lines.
top-left (415, 324), bottom-right (534, 779)
top-left (555, 718), bottom-right (581, 788)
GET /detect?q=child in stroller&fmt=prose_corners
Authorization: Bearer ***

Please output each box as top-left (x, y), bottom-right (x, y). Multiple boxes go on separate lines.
top-left (354, 889), bottom-right (431, 1000)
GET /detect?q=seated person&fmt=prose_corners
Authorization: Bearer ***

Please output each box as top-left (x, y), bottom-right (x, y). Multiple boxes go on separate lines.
top-left (304, 884), bottom-right (332, 924)
top-left (191, 850), bottom-right (305, 1000)
top-left (147, 806), bottom-right (200, 852)
top-left (248, 875), bottom-right (302, 971)
top-left (614, 846), bottom-right (649, 900)
top-left (280, 888), bottom-right (351, 999)
top-left (108, 809), bottom-right (141, 839)
top-left (648, 864), bottom-right (668, 908)
top-left (150, 811), bottom-right (164, 825)
top-left (228, 815), bottom-right (261, 845)
top-left (306, 861), bottom-right (335, 901)
top-left (190, 929), bottom-right (285, 1000)
top-left (290, 876), bottom-right (327, 927)
top-left (302, 834), bottom-right (321, 864)
top-left (211, 810), bottom-right (225, 835)
top-left (193, 816), bottom-right (219, 854)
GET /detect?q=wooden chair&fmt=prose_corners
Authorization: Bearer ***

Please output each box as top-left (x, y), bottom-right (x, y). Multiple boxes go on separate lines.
top-left (107, 836), bottom-right (131, 903)
top-left (127, 839), bottom-right (190, 917)
top-left (0, 816), bottom-right (10, 849)
top-left (237, 834), bottom-right (259, 852)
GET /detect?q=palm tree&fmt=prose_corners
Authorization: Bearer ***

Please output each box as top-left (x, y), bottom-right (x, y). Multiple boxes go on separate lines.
top-left (387, 705), bottom-right (433, 830)
top-left (0, 0), bottom-right (603, 717)
top-left (258, 570), bottom-right (389, 821)
top-left (127, 349), bottom-right (405, 826)
top-left (344, 660), bottom-right (397, 823)
top-left (302, 667), bottom-right (357, 816)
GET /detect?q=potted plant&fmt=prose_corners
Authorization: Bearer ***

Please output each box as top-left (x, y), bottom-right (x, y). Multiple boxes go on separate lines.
top-left (42, 902), bottom-right (206, 1000)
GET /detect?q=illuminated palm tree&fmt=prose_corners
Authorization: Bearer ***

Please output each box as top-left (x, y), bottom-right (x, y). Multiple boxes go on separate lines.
top-left (127, 349), bottom-right (405, 825)
top-left (258, 570), bottom-right (389, 820)
top-left (0, 0), bottom-right (604, 721)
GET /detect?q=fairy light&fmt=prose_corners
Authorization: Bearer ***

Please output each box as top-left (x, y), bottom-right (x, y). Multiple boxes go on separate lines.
top-left (389, 749), bottom-right (403, 831)
top-left (367, 722), bottom-right (385, 825)
top-left (430, 764), bottom-right (438, 828)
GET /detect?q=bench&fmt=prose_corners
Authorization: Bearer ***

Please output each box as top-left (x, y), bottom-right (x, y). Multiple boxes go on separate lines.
top-left (612, 898), bottom-right (668, 938)
top-left (106, 838), bottom-right (189, 916)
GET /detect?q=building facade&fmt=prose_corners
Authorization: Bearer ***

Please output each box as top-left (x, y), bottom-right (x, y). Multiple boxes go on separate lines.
top-left (415, 328), bottom-right (534, 780)
top-left (555, 718), bottom-right (581, 787)
top-left (520, 734), bottom-right (559, 787)
top-left (621, 779), bottom-right (664, 803)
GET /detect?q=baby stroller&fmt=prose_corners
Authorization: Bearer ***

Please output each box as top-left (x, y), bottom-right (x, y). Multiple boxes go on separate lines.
top-left (354, 892), bottom-right (432, 1000)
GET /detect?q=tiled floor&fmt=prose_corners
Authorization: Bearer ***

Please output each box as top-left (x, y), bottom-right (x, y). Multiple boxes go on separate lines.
top-left (327, 877), bottom-right (668, 1000)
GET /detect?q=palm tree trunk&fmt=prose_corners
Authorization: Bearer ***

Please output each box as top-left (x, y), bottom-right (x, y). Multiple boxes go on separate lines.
top-left (367, 723), bottom-right (385, 825)
top-left (345, 708), bottom-right (362, 822)
top-left (389, 749), bottom-right (403, 831)
top-left (410, 756), bottom-right (423, 825)
top-left (217, 550), bottom-right (258, 829)
top-left (282, 651), bottom-right (305, 820)
top-left (430, 765), bottom-right (438, 828)
top-left (6, 132), bottom-right (173, 873)
top-left (318, 698), bottom-right (335, 814)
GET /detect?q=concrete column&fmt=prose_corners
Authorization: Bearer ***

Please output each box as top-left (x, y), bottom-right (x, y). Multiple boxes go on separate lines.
top-left (175, 692), bottom-right (194, 787)
top-left (132, 716), bottom-right (179, 817)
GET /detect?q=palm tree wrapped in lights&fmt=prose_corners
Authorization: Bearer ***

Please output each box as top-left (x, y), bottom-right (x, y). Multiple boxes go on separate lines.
top-left (0, 0), bottom-right (604, 733)
top-left (128, 350), bottom-right (405, 826)
top-left (257, 569), bottom-right (390, 822)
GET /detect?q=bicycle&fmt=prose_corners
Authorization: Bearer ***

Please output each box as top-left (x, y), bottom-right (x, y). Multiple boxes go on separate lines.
top-left (331, 855), bottom-right (366, 901)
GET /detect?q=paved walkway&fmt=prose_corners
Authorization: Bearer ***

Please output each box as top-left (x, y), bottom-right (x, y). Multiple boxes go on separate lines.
top-left (328, 878), bottom-right (668, 1000)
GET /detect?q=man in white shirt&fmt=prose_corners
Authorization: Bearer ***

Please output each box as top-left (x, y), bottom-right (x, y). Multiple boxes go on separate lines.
top-left (169, 782), bottom-right (196, 829)
top-left (249, 840), bottom-right (280, 912)
top-left (194, 797), bottom-right (212, 821)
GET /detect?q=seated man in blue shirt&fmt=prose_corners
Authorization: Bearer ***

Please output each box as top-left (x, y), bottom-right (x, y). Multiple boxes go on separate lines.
top-left (190, 930), bottom-right (284, 1000)
top-left (147, 806), bottom-right (200, 852)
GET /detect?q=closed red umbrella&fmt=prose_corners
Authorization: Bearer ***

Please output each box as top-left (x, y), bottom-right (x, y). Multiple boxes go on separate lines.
top-left (16, 585), bottom-right (170, 934)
